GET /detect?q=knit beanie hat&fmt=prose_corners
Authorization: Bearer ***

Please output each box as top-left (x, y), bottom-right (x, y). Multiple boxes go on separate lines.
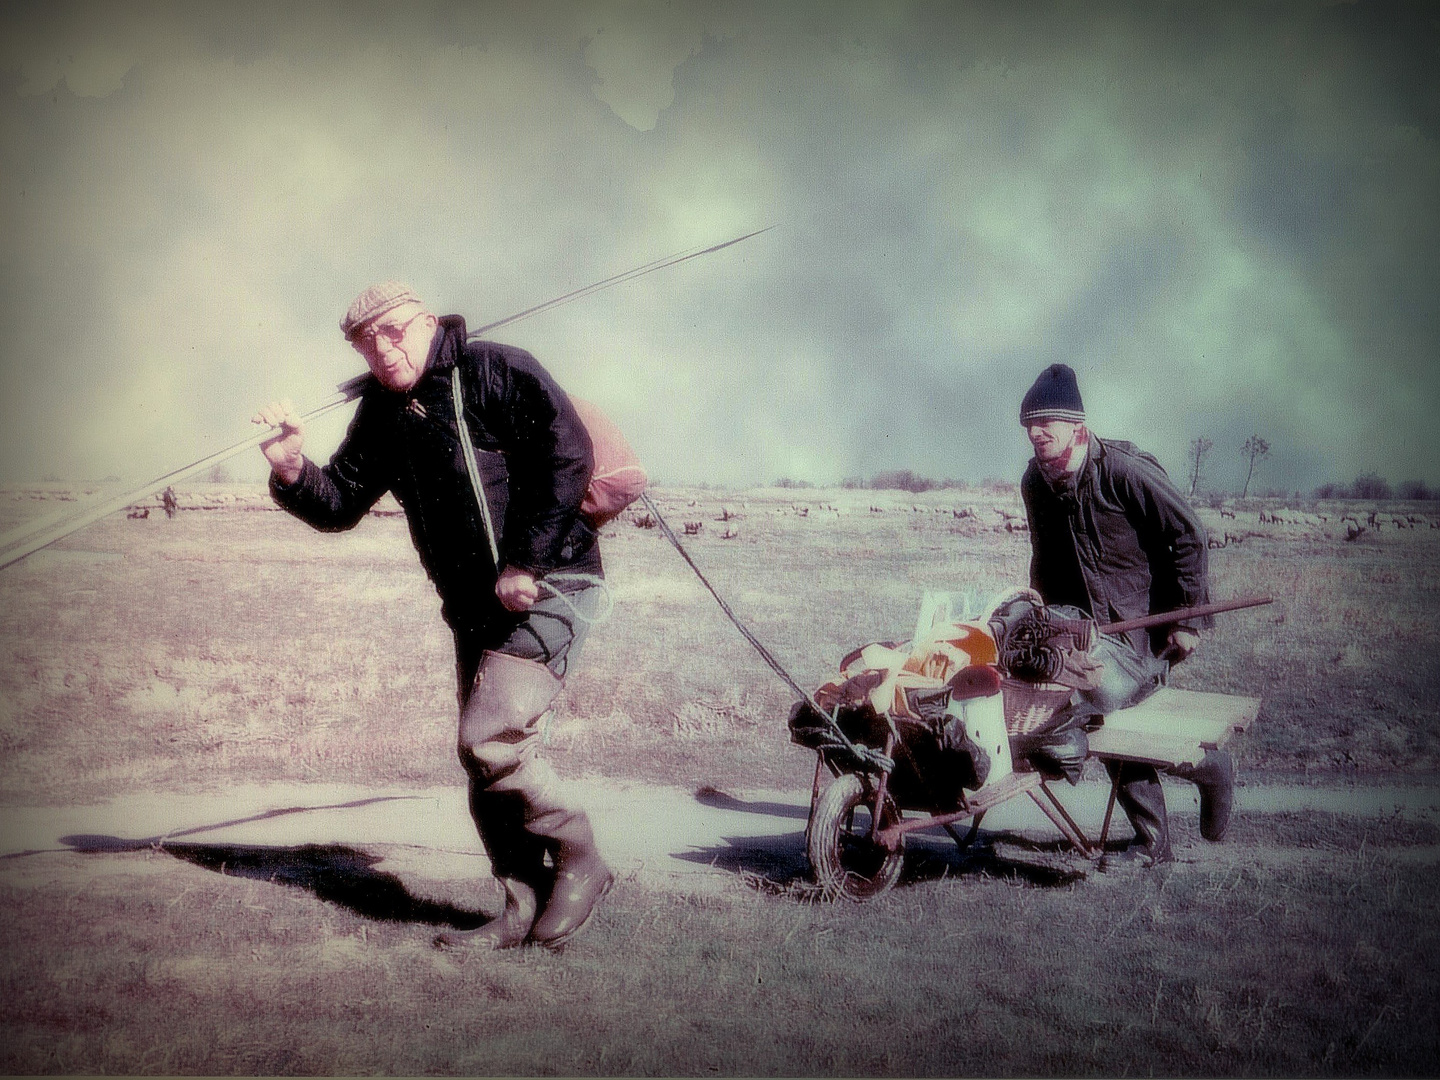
top-left (1019, 364), bottom-right (1086, 424)
top-left (340, 282), bottom-right (422, 339)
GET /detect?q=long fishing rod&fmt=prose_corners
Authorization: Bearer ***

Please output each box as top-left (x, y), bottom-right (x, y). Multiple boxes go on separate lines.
top-left (0, 225), bottom-right (773, 571)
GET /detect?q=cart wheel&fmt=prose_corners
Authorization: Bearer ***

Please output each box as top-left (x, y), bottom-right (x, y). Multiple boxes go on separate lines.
top-left (808, 773), bottom-right (905, 900)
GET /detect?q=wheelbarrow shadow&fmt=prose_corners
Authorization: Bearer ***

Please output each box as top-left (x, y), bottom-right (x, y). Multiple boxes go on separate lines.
top-left (59, 834), bottom-right (488, 929)
top-left (678, 788), bottom-right (1088, 894)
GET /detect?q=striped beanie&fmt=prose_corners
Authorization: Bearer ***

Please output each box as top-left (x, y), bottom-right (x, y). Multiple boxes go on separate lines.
top-left (1020, 364), bottom-right (1085, 425)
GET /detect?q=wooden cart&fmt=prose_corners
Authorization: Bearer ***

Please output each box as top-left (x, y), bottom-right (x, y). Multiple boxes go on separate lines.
top-left (804, 686), bottom-right (1260, 899)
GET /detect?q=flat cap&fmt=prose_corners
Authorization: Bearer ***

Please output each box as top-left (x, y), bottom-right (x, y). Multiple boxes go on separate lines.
top-left (340, 281), bottom-right (422, 338)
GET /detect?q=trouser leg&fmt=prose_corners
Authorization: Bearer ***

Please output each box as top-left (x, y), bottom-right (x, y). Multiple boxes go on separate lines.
top-left (1057, 633), bottom-right (1173, 864)
top-left (1065, 632), bottom-right (1234, 846)
top-left (1070, 633), bottom-right (1171, 718)
top-left (1104, 759), bottom-right (1173, 863)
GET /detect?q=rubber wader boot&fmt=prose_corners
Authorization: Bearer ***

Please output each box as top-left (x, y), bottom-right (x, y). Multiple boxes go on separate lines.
top-left (454, 651), bottom-right (566, 950)
top-left (1178, 748), bottom-right (1235, 842)
top-left (1103, 760), bottom-right (1173, 868)
top-left (525, 809), bottom-right (615, 950)
top-left (459, 651), bottom-right (613, 950)
top-left (434, 877), bottom-right (538, 951)
top-left (435, 780), bottom-right (551, 951)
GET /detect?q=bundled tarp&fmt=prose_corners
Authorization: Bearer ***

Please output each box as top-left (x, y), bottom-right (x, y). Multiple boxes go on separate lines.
top-left (789, 589), bottom-right (1106, 796)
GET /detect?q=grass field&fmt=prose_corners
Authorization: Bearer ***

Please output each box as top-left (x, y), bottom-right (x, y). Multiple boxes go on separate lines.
top-left (1, 484), bottom-right (1438, 1075)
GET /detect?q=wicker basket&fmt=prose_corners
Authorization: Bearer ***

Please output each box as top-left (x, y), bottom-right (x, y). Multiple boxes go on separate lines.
top-left (1000, 678), bottom-right (1075, 736)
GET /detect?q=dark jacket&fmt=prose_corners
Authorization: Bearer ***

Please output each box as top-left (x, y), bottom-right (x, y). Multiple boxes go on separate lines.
top-left (271, 315), bottom-right (600, 632)
top-left (1021, 437), bottom-right (1210, 656)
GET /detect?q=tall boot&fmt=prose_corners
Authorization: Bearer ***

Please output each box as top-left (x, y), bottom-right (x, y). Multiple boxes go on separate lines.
top-left (432, 779), bottom-right (548, 951)
top-left (466, 778), bottom-right (551, 895)
top-left (506, 754), bottom-right (613, 950)
top-left (451, 651), bottom-right (564, 950)
top-left (433, 877), bottom-right (538, 951)
top-left (458, 651), bottom-right (612, 950)
top-left (1103, 760), bottom-right (1172, 867)
top-left (1174, 748), bottom-right (1235, 841)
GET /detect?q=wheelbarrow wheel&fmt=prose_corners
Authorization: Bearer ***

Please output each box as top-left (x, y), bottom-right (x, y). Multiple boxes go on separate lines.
top-left (808, 773), bottom-right (905, 900)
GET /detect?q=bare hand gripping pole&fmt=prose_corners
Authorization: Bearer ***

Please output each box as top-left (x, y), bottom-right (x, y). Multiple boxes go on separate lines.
top-left (0, 392), bottom-right (357, 571)
top-left (1037, 596), bottom-right (1275, 641)
top-left (0, 226), bottom-right (774, 571)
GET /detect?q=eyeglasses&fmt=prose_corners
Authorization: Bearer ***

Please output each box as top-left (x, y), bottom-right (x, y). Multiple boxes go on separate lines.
top-left (351, 311), bottom-right (423, 350)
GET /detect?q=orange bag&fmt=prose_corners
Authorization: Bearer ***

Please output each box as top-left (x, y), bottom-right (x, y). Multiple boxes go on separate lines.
top-left (568, 396), bottom-right (648, 526)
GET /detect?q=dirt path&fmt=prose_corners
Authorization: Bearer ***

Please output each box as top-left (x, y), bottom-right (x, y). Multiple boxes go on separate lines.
top-left (4, 774), bottom-right (1439, 894)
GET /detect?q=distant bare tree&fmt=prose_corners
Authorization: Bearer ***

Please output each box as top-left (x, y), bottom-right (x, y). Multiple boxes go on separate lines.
top-left (871, 469), bottom-right (935, 493)
top-left (1187, 436), bottom-right (1213, 497)
top-left (1240, 434), bottom-right (1270, 498)
top-left (1352, 471), bottom-right (1392, 500)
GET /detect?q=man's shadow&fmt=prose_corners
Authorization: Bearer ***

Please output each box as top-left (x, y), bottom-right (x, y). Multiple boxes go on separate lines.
top-left (59, 834), bottom-right (486, 930)
top-left (681, 787), bottom-right (1088, 892)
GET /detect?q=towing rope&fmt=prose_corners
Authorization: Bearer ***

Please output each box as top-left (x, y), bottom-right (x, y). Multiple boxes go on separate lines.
top-left (638, 492), bottom-right (893, 773)
top-left (535, 572), bottom-right (613, 626)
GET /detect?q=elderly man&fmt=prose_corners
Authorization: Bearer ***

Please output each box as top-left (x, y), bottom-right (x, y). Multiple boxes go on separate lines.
top-left (1018, 364), bottom-right (1234, 867)
top-left (254, 282), bottom-right (613, 948)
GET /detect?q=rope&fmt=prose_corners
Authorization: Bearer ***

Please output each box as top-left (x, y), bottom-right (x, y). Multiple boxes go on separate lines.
top-left (535, 572), bottom-right (613, 626)
top-left (638, 492), bottom-right (892, 773)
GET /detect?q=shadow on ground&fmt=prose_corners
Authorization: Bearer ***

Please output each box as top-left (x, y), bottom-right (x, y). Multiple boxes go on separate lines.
top-left (60, 834), bottom-right (485, 928)
top-left (672, 831), bottom-right (1089, 892)
top-left (694, 785), bottom-right (812, 822)
top-left (678, 788), bottom-right (1089, 893)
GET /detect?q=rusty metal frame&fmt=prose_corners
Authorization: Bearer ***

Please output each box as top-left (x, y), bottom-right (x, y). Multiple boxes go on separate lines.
top-left (816, 759), bottom-right (1108, 860)
top-left (1098, 770), bottom-right (1122, 850)
top-left (1028, 780), bottom-right (1100, 859)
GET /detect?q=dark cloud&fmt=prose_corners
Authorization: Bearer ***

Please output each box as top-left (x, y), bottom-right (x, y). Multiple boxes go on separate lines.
top-left (0, 0), bottom-right (1435, 492)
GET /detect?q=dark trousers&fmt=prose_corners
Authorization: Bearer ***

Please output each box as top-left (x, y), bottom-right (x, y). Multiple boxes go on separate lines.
top-left (1066, 634), bottom-right (1174, 856)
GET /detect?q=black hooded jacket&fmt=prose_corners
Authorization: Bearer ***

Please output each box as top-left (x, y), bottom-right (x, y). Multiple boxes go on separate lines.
top-left (271, 315), bottom-right (600, 633)
top-left (1021, 437), bottom-right (1210, 656)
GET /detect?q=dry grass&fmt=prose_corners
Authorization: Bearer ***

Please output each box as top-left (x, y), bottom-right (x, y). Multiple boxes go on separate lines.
top-left (2, 485), bottom-right (1437, 801)
top-left (1, 822), bottom-right (1436, 1075)
top-left (1, 484), bottom-right (1439, 1075)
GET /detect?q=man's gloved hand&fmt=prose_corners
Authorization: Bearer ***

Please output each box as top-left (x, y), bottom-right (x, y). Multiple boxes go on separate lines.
top-left (1163, 627), bottom-right (1200, 662)
top-left (496, 566), bottom-right (540, 612)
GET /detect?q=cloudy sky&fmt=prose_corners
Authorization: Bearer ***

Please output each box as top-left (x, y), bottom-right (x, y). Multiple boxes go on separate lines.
top-left (1, 0), bottom-right (1436, 493)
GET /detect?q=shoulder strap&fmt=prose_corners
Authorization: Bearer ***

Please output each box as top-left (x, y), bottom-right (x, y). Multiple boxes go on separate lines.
top-left (450, 365), bottom-right (501, 570)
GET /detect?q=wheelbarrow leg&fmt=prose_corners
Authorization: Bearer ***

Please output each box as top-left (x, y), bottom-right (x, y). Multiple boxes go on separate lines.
top-left (1029, 780), bottom-right (1100, 859)
top-left (945, 812), bottom-right (986, 852)
top-left (805, 752), bottom-right (825, 849)
top-left (1098, 766), bottom-right (1121, 850)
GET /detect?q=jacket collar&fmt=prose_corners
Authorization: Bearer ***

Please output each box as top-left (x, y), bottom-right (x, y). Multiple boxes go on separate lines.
top-left (424, 314), bottom-right (468, 378)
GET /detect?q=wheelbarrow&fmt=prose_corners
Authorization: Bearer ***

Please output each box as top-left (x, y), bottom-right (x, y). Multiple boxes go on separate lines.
top-left (796, 678), bottom-right (1260, 900)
